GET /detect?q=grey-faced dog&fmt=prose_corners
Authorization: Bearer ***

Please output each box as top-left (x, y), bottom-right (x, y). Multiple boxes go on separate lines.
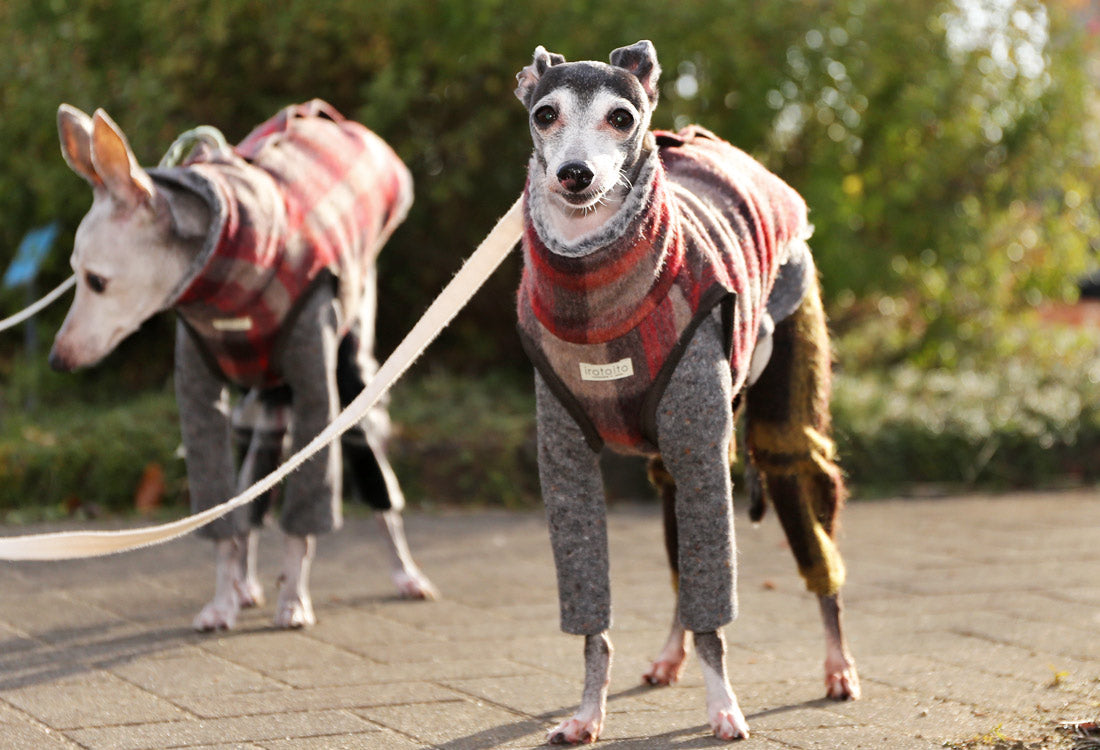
top-left (49, 102), bottom-right (436, 631)
top-left (514, 41), bottom-right (859, 742)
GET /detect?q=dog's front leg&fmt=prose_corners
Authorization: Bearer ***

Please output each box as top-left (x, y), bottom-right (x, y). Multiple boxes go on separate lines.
top-left (549, 632), bottom-right (612, 745)
top-left (656, 314), bottom-right (747, 740)
top-left (695, 630), bottom-right (750, 740)
top-left (176, 323), bottom-right (251, 631)
top-left (275, 533), bottom-right (316, 628)
top-left (534, 373), bottom-right (612, 743)
top-left (274, 284), bottom-right (343, 628)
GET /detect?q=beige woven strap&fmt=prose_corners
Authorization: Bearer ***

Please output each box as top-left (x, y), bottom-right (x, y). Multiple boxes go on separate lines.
top-left (0, 275), bottom-right (76, 333)
top-left (0, 197), bottom-right (524, 561)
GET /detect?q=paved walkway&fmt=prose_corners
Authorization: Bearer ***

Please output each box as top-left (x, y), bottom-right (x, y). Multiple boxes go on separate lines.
top-left (0, 491), bottom-right (1098, 749)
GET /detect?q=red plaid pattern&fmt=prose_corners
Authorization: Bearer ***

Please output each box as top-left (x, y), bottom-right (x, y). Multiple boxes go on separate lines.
top-left (171, 100), bottom-right (411, 388)
top-left (518, 126), bottom-right (808, 453)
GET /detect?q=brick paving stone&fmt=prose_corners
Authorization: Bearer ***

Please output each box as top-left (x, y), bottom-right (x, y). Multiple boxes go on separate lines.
top-left (65, 710), bottom-right (376, 749)
top-left (1, 671), bottom-right (189, 729)
top-left (357, 699), bottom-right (544, 747)
top-left (0, 492), bottom-right (1097, 748)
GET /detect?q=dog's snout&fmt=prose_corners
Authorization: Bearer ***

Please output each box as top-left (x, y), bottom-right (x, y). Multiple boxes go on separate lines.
top-left (557, 163), bottom-right (594, 193)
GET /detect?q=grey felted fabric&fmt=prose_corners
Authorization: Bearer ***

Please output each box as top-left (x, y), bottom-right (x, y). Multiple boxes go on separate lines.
top-left (176, 320), bottom-right (246, 540)
top-left (535, 372), bottom-right (611, 635)
top-left (654, 312), bottom-right (737, 632)
top-left (181, 282), bottom-right (343, 539)
top-left (536, 311), bottom-right (737, 634)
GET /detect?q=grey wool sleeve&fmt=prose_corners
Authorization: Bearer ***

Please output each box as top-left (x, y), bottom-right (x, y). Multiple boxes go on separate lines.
top-left (655, 313), bottom-right (738, 632)
top-left (535, 372), bottom-right (612, 635)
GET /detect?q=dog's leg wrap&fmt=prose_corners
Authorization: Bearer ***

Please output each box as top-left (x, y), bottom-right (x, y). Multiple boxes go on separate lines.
top-left (278, 284), bottom-right (342, 536)
top-left (746, 279), bottom-right (847, 597)
top-left (655, 315), bottom-right (737, 633)
top-left (535, 373), bottom-right (611, 635)
top-left (175, 322), bottom-right (249, 540)
top-left (548, 631), bottom-right (612, 745)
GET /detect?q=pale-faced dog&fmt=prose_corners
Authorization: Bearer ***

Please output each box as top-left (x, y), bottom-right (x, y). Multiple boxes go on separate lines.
top-left (515, 41), bottom-right (859, 742)
top-left (49, 102), bottom-right (436, 631)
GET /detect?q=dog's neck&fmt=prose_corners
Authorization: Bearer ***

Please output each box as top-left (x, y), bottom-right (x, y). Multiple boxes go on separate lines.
top-left (527, 146), bottom-right (659, 259)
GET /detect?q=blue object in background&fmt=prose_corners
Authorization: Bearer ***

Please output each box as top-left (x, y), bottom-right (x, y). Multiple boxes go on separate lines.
top-left (3, 222), bottom-right (61, 289)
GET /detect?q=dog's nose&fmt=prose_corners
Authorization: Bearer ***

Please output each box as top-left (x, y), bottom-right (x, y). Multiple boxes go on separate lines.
top-left (47, 346), bottom-right (71, 373)
top-left (557, 163), bottom-right (594, 193)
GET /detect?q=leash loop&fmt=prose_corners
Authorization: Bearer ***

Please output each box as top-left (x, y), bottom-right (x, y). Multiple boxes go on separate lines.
top-left (158, 125), bottom-right (230, 168)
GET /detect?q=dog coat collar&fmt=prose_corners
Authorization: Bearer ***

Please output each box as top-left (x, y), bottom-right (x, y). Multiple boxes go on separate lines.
top-left (518, 126), bottom-right (811, 453)
top-left (149, 100), bottom-right (412, 389)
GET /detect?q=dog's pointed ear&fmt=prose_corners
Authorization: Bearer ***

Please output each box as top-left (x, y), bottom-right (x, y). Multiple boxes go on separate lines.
top-left (58, 104), bottom-right (104, 188)
top-left (610, 40), bottom-right (661, 104)
top-left (90, 109), bottom-right (155, 207)
top-left (161, 189), bottom-right (210, 240)
top-left (515, 45), bottom-right (567, 108)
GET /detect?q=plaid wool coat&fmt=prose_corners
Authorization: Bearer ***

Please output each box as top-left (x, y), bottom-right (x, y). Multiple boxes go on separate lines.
top-left (151, 100), bottom-right (412, 389)
top-left (517, 126), bottom-right (811, 454)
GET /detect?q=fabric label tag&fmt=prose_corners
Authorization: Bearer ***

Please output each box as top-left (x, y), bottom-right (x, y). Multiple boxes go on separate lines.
top-left (212, 316), bottom-right (253, 332)
top-left (579, 357), bottom-right (634, 381)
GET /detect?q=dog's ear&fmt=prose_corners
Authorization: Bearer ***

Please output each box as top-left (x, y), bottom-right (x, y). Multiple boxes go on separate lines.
top-left (58, 104), bottom-right (104, 188)
top-left (89, 109), bottom-right (156, 207)
top-left (515, 45), bottom-right (567, 108)
top-left (610, 40), bottom-right (661, 104)
top-left (160, 188), bottom-right (210, 240)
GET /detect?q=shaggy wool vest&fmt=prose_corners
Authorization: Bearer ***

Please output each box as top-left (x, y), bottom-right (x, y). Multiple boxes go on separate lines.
top-left (517, 126), bottom-right (810, 454)
top-left (150, 100), bottom-right (412, 389)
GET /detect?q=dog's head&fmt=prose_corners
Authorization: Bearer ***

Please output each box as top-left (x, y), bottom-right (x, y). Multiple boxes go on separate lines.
top-left (49, 105), bottom-right (207, 371)
top-left (515, 40), bottom-right (661, 214)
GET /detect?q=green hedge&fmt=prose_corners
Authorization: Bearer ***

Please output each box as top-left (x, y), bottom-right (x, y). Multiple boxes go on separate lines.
top-left (1, 0), bottom-right (1094, 372)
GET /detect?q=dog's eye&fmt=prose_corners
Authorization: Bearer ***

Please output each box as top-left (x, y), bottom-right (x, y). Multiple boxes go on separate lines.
top-left (85, 272), bottom-right (107, 294)
top-left (533, 106), bottom-right (558, 128)
top-left (608, 109), bottom-right (634, 131)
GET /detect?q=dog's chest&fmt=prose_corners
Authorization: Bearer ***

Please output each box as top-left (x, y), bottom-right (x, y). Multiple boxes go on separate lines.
top-left (518, 127), bottom-right (810, 454)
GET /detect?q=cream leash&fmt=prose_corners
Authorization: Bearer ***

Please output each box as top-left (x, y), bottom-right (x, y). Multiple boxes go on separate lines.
top-left (0, 275), bottom-right (76, 333)
top-left (0, 197), bottom-right (524, 561)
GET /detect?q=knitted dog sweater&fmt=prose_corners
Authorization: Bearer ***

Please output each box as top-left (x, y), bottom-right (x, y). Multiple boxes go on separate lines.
top-left (518, 126), bottom-right (810, 454)
top-left (150, 100), bottom-right (412, 389)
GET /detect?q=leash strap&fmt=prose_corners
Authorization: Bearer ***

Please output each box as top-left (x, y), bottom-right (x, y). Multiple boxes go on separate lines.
top-left (0, 275), bottom-right (77, 333)
top-left (0, 197), bottom-right (524, 561)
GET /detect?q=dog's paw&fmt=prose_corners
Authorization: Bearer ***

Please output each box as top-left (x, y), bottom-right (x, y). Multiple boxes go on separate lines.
top-left (825, 659), bottom-right (861, 700)
top-left (392, 567), bottom-right (439, 601)
top-left (547, 715), bottom-right (602, 745)
top-left (709, 705), bottom-right (750, 741)
top-left (192, 598), bottom-right (239, 632)
top-left (642, 655), bottom-right (686, 686)
top-left (273, 593), bottom-right (315, 629)
top-left (236, 577), bottom-right (265, 609)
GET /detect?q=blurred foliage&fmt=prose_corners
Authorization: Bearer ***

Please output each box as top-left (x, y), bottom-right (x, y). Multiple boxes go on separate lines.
top-left (2, 0), bottom-right (1096, 372)
top-left (1, 0), bottom-right (1100, 513)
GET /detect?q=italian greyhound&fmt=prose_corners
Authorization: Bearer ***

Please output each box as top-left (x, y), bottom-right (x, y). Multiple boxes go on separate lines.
top-left (49, 102), bottom-right (436, 631)
top-left (514, 41), bottom-right (859, 743)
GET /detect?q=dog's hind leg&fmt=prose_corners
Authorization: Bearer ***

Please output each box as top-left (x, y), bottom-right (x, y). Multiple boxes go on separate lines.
top-left (641, 458), bottom-right (688, 686)
top-left (336, 300), bottom-right (438, 601)
top-left (745, 277), bottom-right (860, 700)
